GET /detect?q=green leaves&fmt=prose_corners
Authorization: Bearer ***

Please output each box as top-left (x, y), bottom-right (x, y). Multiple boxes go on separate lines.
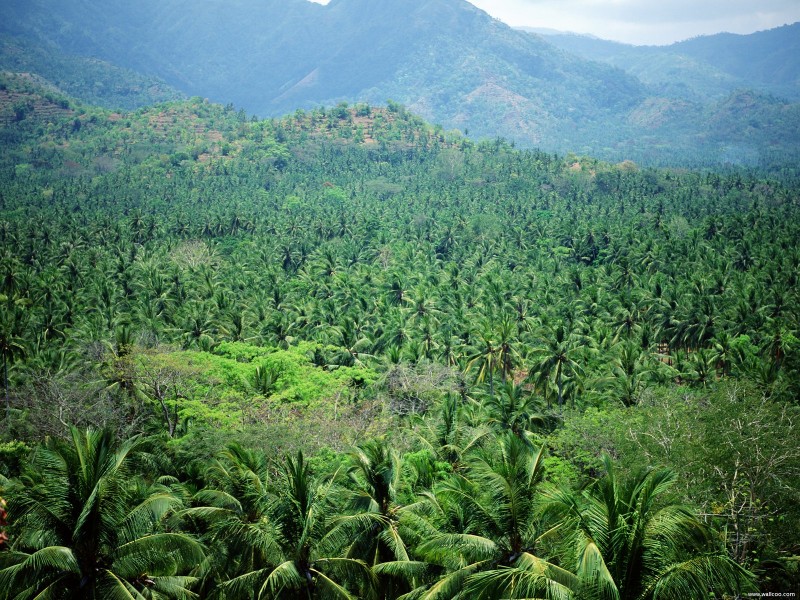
top-left (0, 422), bottom-right (765, 600)
top-left (542, 455), bottom-right (755, 600)
top-left (0, 428), bottom-right (202, 600)
top-left (199, 449), bottom-right (378, 600)
top-left (462, 553), bottom-right (577, 600)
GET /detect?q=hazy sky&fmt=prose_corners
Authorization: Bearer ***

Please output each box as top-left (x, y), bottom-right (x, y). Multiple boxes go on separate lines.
top-left (467, 0), bottom-right (800, 45)
top-left (309, 0), bottom-right (800, 46)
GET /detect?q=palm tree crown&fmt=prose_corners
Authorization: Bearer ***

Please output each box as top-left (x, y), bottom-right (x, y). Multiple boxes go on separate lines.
top-left (0, 427), bottom-right (203, 599)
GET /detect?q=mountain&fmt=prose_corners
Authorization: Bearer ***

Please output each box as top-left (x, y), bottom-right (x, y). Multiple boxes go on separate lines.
top-left (1, 0), bottom-right (799, 167)
top-left (540, 23), bottom-right (800, 102)
top-left (672, 24), bottom-right (800, 98)
top-left (0, 34), bottom-right (183, 110)
top-left (0, 0), bottom-right (644, 144)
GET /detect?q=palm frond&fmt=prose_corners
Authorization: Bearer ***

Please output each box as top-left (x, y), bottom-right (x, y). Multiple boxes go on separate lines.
top-left (118, 493), bottom-right (184, 546)
top-left (574, 541), bottom-right (618, 600)
top-left (113, 533), bottom-right (205, 579)
top-left (23, 575), bottom-right (73, 600)
top-left (373, 560), bottom-right (430, 579)
top-left (322, 512), bottom-right (389, 555)
top-left (310, 568), bottom-right (359, 600)
top-left (257, 560), bottom-right (304, 599)
top-left (148, 575), bottom-right (201, 599)
top-left (463, 567), bottom-right (573, 600)
top-left (176, 505), bottom-right (235, 523)
top-left (643, 555), bottom-right (755, 600)
top-left (418, 533), bottom-right (497, 568)
top-left (1, 546), bottom-right (79, 586)
top-left (379, 523), bottom-right (411, 562)
top-left (219, 566), bottom-right (274, 599)
top-left (192, 489), bottom-right (244, 512)
top-left (418, 559), bottom-right (491, 600)
top-left (95, 570), bottom-right (142, 600)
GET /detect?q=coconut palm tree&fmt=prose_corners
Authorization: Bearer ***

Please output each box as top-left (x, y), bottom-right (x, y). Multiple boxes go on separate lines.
top-left (466, 329), bottom-right (499, 399)
top-left (402, 434), bottom-right (567, 600)
top-left (0, 295), bottom-right (27, 423)
top-left (528, 322), bottom-right (588, 410)
top-left (480, 381), bottom-right (548, 440)
top-left (0, 428), bottom-right (203, 599)
top-left (327, 439), bottom-right (415, 599)
top-left (410, 393), bottom-right (489, 472)
top-left (494, 318), bottom-right (522, 386)
top-left (607, 341), bottom-right (656, 407)
top-left (541, 455), bottom-right (754, 600)
top-left (220, 451), bottom-right (376, 599)
top-left (178, 443), bottom-right (276, 598)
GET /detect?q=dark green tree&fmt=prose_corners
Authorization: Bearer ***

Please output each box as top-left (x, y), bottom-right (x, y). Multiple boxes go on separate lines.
top-left (0, 428), bottom-right (203, 599)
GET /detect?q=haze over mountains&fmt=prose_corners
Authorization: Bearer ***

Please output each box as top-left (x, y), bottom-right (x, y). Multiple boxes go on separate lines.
top-left (1, 0), bottom-right (799, 167)
top-left (538, 24), bottom-right (800, 102)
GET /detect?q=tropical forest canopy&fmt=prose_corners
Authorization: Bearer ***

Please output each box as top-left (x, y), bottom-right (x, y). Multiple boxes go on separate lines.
top-left (0, 72), bottom-right (798, 598)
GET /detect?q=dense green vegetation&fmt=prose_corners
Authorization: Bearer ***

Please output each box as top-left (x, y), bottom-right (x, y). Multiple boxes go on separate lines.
top-left (0, 84), bottom-right (798, 598)
top-left (0, 34), bottom-right (183, 112)
top-left (3, 0), bottom-right (800, 168)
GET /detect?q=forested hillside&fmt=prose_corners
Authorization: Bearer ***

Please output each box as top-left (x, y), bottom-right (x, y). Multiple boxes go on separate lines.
top-left (0, 34), bottom-right (184, 110)
top-left (539, 22), bottom-right (800, 102)
top-left (0, 81), bottom-right (798, 598)
top-left (3, 0), bottom-right (799, 168)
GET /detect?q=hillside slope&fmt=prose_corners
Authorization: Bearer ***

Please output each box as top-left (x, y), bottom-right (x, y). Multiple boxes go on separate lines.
top-left (541, 22), bottom-right (800, 101)
top-left (0, 34), bottom-right (183, 110)
top-left (2, 0), bottom-right (799, 167)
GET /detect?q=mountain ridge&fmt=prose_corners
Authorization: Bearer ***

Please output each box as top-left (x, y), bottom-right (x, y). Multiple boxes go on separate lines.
top-left (1, 0), bottom-right (799, 167)
top-left (540, 22), bottom-right (800, 101)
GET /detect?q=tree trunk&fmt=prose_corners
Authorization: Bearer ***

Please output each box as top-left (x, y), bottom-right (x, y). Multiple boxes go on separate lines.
top-left (3, 352), bottom-right (8, 423)
top-left (155, 383), bottom-right (176, 437)
top-left (556, 363), bottom-right (564, 410)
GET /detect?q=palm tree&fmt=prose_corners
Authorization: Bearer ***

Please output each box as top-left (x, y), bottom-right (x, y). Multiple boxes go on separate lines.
top-left (328, 439), bottom-right (415, 599)
top-left (0, 295), bottom-right (27, 423)
top-left (326, 317), bottom-right (374, 368)
top-left (761, 320), bottom-right (796, 373)
top-left (466, 329), bottom-right (499, 399)
top-left (480, 381), bottom-right (548, 439)
top-left (410, 393), bottom-right (489, 472)
top-left (610, 294), bottom-right (643, 343)
top-left (494, 318), bottom-right (521, 386)
top-left (0, 428), bottom-right (203, 599)
top-left (542, 455), bottom-right (754, 600)
top-left (673, 295), bottom-right (720, 351)
top-left (220, 451), bottom-right (376, 599)
top-left (402, 286), bottom-right (441, 325)
top-left (607, 341), bottom-right (655, 407)
top-left (403, 434), bottom-right (566, 599)
top-left (688, 347), bottom-right (717, 387)
top-left (458, 552), bottom-right (577, 600)
top-left (177, 301), bottom-right (218, 350)
top-left (710, 331), bottom-right (739, 378)
top-left (178, 443), bottom-right (276, 598)
top-left (528, 322), bottom-right (587, 410)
